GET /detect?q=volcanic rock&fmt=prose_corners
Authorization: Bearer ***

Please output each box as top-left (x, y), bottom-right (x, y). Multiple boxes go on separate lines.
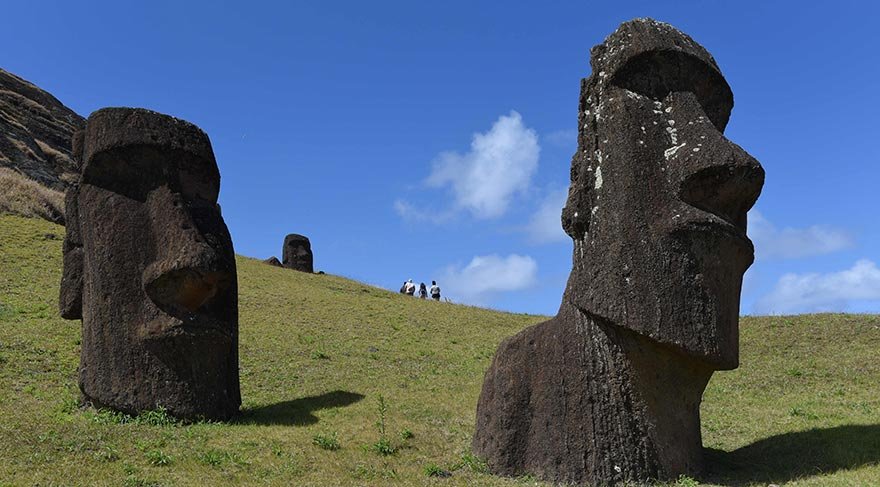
top-left (0, 68), bottom-right (84, 190)
top-left (472, 18), bottom-right (764, 485)
top-left (263, 256), bottom-right (283, 267)
top-left (59, 107), bottom-right (240, 420)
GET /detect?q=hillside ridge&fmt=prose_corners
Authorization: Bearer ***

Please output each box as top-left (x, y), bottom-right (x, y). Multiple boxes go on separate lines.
top-left (0, 214), bottom-right (878, 486)
top-left (0, 68), bottom-right (84, 190)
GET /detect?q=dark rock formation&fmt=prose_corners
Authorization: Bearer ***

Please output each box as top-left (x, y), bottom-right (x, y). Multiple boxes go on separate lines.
top-left (282, 233), bottom-right (313, 273)
top-left (473, 18), bottom-right (764, 485)
top-left (59, 107), bottom-right (240, 420)
top-left (263, 256), bottom-right (283, 267)
top-left (0, 68), bottom-right (84, 190)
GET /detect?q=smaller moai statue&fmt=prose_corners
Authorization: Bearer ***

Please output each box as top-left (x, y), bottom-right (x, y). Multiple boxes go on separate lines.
top-left (282, 233), bottom-right (314, 273)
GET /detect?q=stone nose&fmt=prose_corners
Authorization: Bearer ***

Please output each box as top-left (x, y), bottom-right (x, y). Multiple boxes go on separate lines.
top-left (143, 264), bottom-right (232, 314)
top-left (143, 185), bottom-right (235, 315)
top-left (677, 139), bottom-right (764, 233)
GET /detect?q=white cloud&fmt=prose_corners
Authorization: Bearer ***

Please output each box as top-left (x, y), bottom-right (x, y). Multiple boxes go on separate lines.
top-left (440, 254), bottom-right (538, 305)
top-left (426, 111), bottom-right (539, 219)
top-left (524, 188), bottom-right (569, 244)
top-left (753, 259), bottom-right (880, 314)
top-left (393, 199), bottom-right (453, 224)
top-left (544, 129), bottom-right (577, 148)
top-left (749, 210), bottom-right (854, 260)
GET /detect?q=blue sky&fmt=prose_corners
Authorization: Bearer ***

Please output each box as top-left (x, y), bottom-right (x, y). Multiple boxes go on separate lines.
top-left (4, 1), bottom-right (879, 315)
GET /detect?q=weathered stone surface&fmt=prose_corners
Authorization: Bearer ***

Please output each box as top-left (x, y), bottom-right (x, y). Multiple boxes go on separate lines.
top-left (263, 256), bottom-right (283, 267)
top-left (282, 233), bottom-right (313, 273)
top-left (59, 107), bottom-right (240, 420)
top-left (0, 68), bottom-right (84, 190)
top-left (473, 18), bottom-right (764, 485)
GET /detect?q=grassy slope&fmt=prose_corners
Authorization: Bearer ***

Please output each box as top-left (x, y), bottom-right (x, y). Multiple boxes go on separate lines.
top-left (0, 214), bottom-right (877, 486)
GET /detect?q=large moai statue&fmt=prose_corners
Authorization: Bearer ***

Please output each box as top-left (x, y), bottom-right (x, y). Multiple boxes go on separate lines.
top-left (473, 19), bottom-right (764, 485)
top-left (59, 108), bottom-right (241, 420)
top-left (282, 233), bottom-right (314, 273)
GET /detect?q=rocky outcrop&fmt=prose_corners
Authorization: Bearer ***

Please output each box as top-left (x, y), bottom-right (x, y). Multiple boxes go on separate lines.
top-left (60, 108), bottom-right (240, 420)
top-left (473, 18), bottom-right (764, 485)
top-left (263, 256), bottom-right (283, 267)
top-left (0, 68), bottom-right (84, 190)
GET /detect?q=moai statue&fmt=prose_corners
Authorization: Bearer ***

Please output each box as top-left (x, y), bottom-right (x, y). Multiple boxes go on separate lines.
top-left (282, 233), bottom-right (313, 273)
top-left (59, 108), bottom-right (240, 420)
top-left (473, 19), bottom-right (764, 485)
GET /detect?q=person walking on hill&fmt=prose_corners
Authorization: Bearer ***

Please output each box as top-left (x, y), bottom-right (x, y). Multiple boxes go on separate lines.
top-left (418, 282), bottom-right (428, 299)
top-left (429, 280), bottom-right (441, 301)
top-left (404, 279), bottom-right (416, 296)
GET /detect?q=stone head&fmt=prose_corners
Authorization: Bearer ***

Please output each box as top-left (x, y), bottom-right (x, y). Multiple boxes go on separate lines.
top-left (283, 233), bottom-right (313, 273)
top-left (60, 107), bottom-right (240, 419)
top-left (560, 19), bottom-right (764, 369)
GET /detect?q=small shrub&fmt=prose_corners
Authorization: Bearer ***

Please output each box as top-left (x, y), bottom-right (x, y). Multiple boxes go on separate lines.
top-left (454, 452), bottom-right (489, 474)
top-left (399, 428), bottom-right (414, 440)
top-left (675, 474), bottom-right (700, 486)
top-left (786, 367), bottom-right (804, 377)
top-left (198, 449), bottom-right (225, 466)
top-left (370, 437), bottom-right (397, 456)
top-left (137, 406), bottom-right (176, 426)
top-left (95, 445), bottom-right (120, 462)
top-left (197, 448), bottom-right (249, 468)
top-left (310, 350), bottom-right (330, 360)
top-left (366, 395), bottom-right (397, 455)
top-left (789, 406), bottom-right (819, 420)
top-left (312, 432), bottom-right (340, 451)
top-left (424, 464), bottom-right (451, 477)
top-left (90, 408), bottom-right (130, 425)
top-left (145, 449), bottom-right (172, 466)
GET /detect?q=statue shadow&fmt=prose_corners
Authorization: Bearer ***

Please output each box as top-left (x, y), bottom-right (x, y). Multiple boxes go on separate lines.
top-left (703, 424), bottom-right (880, 486)
top-left (235, 390), bottom-right (364, 426)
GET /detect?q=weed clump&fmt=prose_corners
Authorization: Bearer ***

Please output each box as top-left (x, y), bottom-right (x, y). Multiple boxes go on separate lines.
top-left (312, 432), bottom-right (341, 451)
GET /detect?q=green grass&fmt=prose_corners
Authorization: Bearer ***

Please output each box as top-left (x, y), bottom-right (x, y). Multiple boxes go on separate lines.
top-left (1, 214), bottom-right (879, 486)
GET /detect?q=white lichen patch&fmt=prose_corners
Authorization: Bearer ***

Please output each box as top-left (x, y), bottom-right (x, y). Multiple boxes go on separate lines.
top-left (594, 166), bottom-right (603, 189)
top-left (692, 147), bottom-right (700, 152)
top-left (664, 142), bottom-right (687, 159)
top-left (664, 106), bottom-right (672, 113)
top-left (665, 126), bottom-right (679, 144)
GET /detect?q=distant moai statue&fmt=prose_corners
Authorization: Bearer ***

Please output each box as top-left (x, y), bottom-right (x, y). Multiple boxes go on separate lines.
top-left (282, 233), bottom-right (313, 273)
top-left (263, 256), bottom-right (283, 267)
top-left (59, 108), bottom-right (241, 420)
top-left (473, 18), bottom-right (764, 485)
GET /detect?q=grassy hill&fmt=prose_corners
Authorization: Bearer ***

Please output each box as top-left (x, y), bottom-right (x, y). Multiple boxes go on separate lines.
top-left (0, 214), bottom-right (878, 486)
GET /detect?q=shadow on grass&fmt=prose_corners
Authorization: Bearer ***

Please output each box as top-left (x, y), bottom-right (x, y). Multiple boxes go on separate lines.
top-left (704, 424), bottom-right (880, 486)
top-left (236, 390), bottom-right (365, 426)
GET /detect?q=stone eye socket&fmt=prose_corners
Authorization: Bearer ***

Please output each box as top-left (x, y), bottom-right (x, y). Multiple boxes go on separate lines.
top-left (609, 50), bottom-right (733, 132)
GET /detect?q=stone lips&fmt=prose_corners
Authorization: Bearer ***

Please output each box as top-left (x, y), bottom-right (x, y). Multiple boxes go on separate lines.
top-left (0, 68), bottom-right (85, 190)
top-left (282, 233), bottom-right (314, 273)
top-left (473, 18), bottom-right (764, 485)
top-left (59, 107), bottom-right (240, 420)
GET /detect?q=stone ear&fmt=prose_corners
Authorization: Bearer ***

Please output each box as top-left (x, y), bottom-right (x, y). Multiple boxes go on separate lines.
top-left (59, 185), bottom-right (83, 320)
top-left (71, 129), bottom-right (85, 170)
